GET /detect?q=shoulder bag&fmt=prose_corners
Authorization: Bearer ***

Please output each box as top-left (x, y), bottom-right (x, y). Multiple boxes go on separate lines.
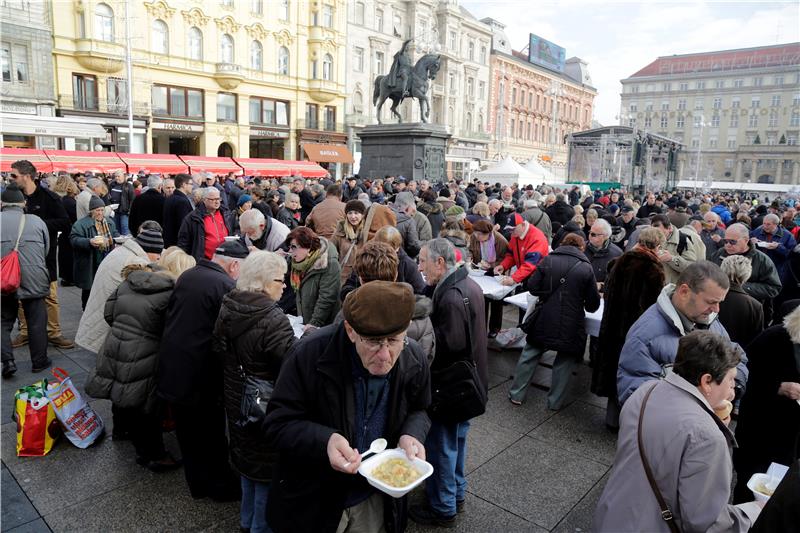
top-left (520, 259), bottom-right (581, 334)
top-left (1, 214), bottom-right (26, 294)
top-left (638, 382), bottom-right (681, 533)
top-left (429, 286), bottom-right (487, 424)
top-left (229, 309), bottom-right (276, 430)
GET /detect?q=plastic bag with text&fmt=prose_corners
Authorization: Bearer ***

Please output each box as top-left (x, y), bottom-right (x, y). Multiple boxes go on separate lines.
top-left (45, 368), bottom-right (105, 449)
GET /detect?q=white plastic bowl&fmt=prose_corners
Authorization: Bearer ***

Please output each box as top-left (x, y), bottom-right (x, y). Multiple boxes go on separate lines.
top-left (358, 448), bottom-right (433, 498)
top-left (747, 473), bottom-right (778, 503)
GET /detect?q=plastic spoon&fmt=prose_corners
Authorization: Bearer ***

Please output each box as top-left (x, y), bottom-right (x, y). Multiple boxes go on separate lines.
top-left (344, 438), bottom-right (387, 468)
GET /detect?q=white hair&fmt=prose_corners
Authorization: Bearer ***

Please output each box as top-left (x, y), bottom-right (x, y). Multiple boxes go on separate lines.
top-left (147, 175), bottom-right (163, 189)
top-left (524, 199), bottom-right (538, 209)
top-left (727, 223), bottom-right (750, 239)
top-left (395, 191), bottom-right (416, 209)
top-left (202, 186), bottom-right (220, 199)
top-left (236, 251), bottom-right (287, 293)
top-left (720, 255), bottom-right (752, 287)
top-left (239, 208), bottom-right (266, 231)
top-left (592, 218), bottom-right (613, 237)
top-left (764, 213), bottom-right (780, 224)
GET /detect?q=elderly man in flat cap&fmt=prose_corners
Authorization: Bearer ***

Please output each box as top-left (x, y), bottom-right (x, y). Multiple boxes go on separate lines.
top-left (265, 281), bottom-right (431, 533)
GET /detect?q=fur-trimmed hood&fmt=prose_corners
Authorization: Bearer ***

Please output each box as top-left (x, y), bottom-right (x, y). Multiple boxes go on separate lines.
top-left (784, 305), bottom-right (800, 344)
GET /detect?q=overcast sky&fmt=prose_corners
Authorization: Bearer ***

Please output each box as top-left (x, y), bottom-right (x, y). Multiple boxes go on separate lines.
top-left (461, 0), bottom-right (800, 126)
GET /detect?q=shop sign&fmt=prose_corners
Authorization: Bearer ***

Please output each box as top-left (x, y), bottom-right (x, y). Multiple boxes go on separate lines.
top-left (1, 102), bottom-right (36, 115)
top-left (152, 121), bottom-right (204, 133)
top-left (250, 128), bottom-right (289, 138)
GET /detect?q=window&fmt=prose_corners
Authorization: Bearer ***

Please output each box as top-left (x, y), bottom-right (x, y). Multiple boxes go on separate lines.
top-left (375, 51), bottom-right (384, 75)
top-left (715, 80), bottom-right (724, 89)
top-left (324, 106), bottom-right (336, 130)
top-left (731, 97), bottom-right (740, 108)
top-left (691, 138), bottom-right (699, 148)
top-left (787, 133), bottom-right (798, 145)
top-left (187, 27), bottom-right (203, 60)
top-left (278, 47), bottom-right (289, 75)
top-left (221, 34), bottom-right (234, 63)
top-left (752, 77), bottom-right (762, 87)
top-left (251, 0), bottom-right (262, 14)
top-left (322, 5), bottom-right (333, 28)
top-left (393, 15), bottom-right (402, 37)
top-left (771, 95), bottom-right (781, 107)
top-left (94, 3), bottom-right (114, 42)
top-left (221, 0), bottom-right (233, 6)
top-left (695, 81), bottom-right (705, 89)
top-left (644, 116), bottom-right (652, 128)
top-left (769, 109), bottom-right (778, 127)
top-left (727, 137), bottom-right (736, 149)
top-left (733, 79), bottom-right (743, 88)
top-left (310, 60), bottom-right (318, 79)
top-left (677, 99), bottom-right (686, 110)
top-left (676, 115), bottom-right (684, 128)
top-left (661, 102), bottom-right (669, 111)
top-left (748, 113), bottom-right (758, 128)
top-left (791, 110), bottom-right (800, 127)
top-left (660, 114), bottom-right (668, 128)
top-left (354, 47), bottom-right (364, 72)
top-left (645, 102), bottom-right (653, 111)
top-left (107, 78), bottom-right (126, 112)
top-left (693, 115), bottom-right (702, 128)
top-left (305, 103), bottom-right (318, 129)
top-left (730, 114), bottom-right (739, 128)
top-left (217, 92), bottom-right (236, 122)
top-left (710, 114), bottom-right (720, 127)
top-left (465, 112), bottom-right (472, 132)
top-left (355, 1), bottom-right (365, 25)
top-left (511, 87), bottom-right (517, 105)
top-left (449, 31), bottom-right (457, 51)
top-left (322, 53), bottom-right (333, 80)
top-left (4, 44), bottom-right (28, 83)
top-left (751, 97), bottom-right (760, 108)
top-left (152, 19), bottom-right (168, 54)
top-left (709, 137), bottom-right (717, 148)
top-left (467, 77), bottom-right (474, 98)
top-left (151, 85), bottom-right (203, 117)
top-left (249, 97), bottom-right (289, 125)
top-left (528, 92), bottom-right (533, 108)
top-left (480, 45), bottom-right (487, 64)
top-left (478, 81), bottom-right (485, 100)
top-left (794, 94), bottom-right (800, 106)
top-left (375, 9), bottom-right (383, 32)
top-left (510, 119), bottom-right (515, 138)
top-left (679, 82), bottom-right (688, 91)
top-left (353, 91), bottom-right (363, 112)
top-left (694, 98), bottom-right (703, 110)
top-left (774, 75), bottom-right (784, 85)
top-left (72, 73), bottom-right (97, 110)
top-left (280, 0), bottom-right (289, 20)
top-left (767, 134), bottom-right (777, 145)
top-left (468, 40), bottom-right (475, 61)
top-left (250, 40), bottom-right (262, 70)
top-left (662, 82), bottom-right (671, 92)
top-left (629, 102), bottom-right (637, 113)
top-left (1, 44), bottom-right (10, 82)
top-left (630, 85), bottom-right (639, 93)
top-left (713, 97), bottom-right (721, 109)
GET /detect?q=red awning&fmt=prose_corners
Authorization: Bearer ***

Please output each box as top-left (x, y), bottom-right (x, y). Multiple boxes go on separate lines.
top-left (43, 150), bottom-right (126, 174)
top-left (117, 153), bottom-right (188, 175)
top-left (233, 158), bottom-right (295, 177)
top-left (177, 156), bottom-right (243, 176)
top-left (291, 160), bottom-right (329, 178)
top-left (0, 148), bottom-right (53, 173)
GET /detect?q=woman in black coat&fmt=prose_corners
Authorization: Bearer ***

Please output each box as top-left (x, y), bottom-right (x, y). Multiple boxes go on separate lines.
top-left (214, 250), bottom-right (296, 533)
top-left (52, 176), bottom-right (79, 285)
top-left (718, 254), bottom-right (764, 348)
top-left (732, 306), bottom-right (800, 504)
top-left (509, 233), bottom-right (600, 410)
top-left (591, 227), bottom-right (665, 429)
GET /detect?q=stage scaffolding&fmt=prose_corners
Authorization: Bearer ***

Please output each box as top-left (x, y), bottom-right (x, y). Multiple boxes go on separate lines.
top-left (566, 126), bottom-right (683, 193)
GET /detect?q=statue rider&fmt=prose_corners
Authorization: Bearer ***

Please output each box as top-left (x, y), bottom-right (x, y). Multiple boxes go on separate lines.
top-left (387, 39), bottom-right (413, 97)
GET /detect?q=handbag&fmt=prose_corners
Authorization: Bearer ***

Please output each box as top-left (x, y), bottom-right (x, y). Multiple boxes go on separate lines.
top-left (1, 214), bottom-right (26, 294)
top-left (229, 311), bottom-right (275, 430)
top-left (429, 286), bottom-right (487, 424)
top-left (519, 259), bottom-right (581, 334)
top-left (638, 382), bottom-right (681, 533)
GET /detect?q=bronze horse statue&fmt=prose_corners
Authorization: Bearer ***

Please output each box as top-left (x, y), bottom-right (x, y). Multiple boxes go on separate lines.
top-left (373, 53), bottom-right (441, 124)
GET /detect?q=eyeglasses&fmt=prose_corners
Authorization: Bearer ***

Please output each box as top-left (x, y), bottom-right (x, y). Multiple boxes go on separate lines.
top-left (589, 232), bottom-right (606, 238)
top-left (723, 238), bottom-right (740, 245)
top-left (358, 335), bottom-right (408, 353)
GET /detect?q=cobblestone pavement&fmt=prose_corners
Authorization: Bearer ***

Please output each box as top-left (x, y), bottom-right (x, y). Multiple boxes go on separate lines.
top-left (2, 286), bottom-right (614, 532)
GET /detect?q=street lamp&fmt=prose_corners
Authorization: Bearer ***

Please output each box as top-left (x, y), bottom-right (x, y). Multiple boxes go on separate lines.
top-left (548, 81), bottom-right (564, 180)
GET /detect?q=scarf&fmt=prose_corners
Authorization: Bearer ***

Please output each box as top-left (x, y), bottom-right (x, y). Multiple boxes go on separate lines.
top-left (290, 247), bottom-right (322, 291)
top-left (93, 218), bottom-right (114, 252)
top-left (479, 232), bottom-right (497, 264)
top-left (587, 238), bottom-right (610, 255)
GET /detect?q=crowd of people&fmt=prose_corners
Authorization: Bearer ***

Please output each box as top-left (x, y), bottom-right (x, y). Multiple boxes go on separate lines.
top-left (1, 158), bottom-right (798, 532)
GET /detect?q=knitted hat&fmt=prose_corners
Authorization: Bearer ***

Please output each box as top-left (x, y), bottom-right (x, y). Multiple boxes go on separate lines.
top-left (1, 183), bottom-right (25, 204)
top-left (445, 205), bottom-right (465, 218)
top-left (89, 195), bottom-right (105, 211)
top-left (345, 199), bottom-right (366, 215)
top-left (136, 229), bottom-right (164, 254)
top-left (343, 281), bottom-right (415, 337)
top-left (237, 194), bottom-right (253, 207)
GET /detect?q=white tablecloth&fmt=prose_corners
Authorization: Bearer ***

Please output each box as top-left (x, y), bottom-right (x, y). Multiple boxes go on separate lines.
top-left (504, 293), bottom-right (604, 337)
top-left (287, 315), bottom-right (304, 338)
top-left (468, 270), bottom-right (518, 300)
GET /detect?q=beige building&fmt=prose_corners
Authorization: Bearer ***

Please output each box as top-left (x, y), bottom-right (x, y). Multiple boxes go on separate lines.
top-left (620, 43), bottom-right (800, 186)
top-left (50, 0), bottom-right (350, 174)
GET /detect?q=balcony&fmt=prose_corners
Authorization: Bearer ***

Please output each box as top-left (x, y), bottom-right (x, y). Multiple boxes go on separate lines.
top-left (214, 63), bottom-right (244, 90)
top-left (308, 79), bottom-right (340, 103)
top-left (296, 119), bottom-right (346, 133)
top-left (57, 95), bottom-right (151, 116)
top-left (74, 38), bottom-right (125, 73)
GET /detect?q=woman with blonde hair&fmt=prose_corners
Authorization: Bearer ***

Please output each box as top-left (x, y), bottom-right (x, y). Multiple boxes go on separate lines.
top-left (86, 249), bottom-right (196, 472)
top-left (53, 175), bottom-right (80, 286)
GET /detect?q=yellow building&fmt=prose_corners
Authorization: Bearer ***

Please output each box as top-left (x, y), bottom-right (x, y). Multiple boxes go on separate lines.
top-left (51, 0), bottom-right (350, 172)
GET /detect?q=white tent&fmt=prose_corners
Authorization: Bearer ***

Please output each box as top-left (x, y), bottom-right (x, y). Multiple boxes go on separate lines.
top-left (475, 156), bottom-right (537, 187)
top-left (523, 158), bottom-right (561, 185)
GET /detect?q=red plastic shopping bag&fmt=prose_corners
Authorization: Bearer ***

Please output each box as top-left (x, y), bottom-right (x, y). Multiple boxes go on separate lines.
top-left (13, 381), bottom-right (60, 456)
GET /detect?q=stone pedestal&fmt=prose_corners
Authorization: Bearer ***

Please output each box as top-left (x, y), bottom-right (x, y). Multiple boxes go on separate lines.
top-left (357, 123), bottom-right (451, 183)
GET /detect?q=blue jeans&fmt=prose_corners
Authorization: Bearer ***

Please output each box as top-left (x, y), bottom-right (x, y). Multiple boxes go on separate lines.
top-left (115, 212), bottom-right (130, 235)
top-left (240, 477), bottom-right (271, 533)
top-left (425, 420), bottom-right (470, 517)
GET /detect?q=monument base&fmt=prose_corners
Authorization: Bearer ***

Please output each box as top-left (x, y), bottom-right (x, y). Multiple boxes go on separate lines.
top-left (357, 123), bottom-right (451, 183)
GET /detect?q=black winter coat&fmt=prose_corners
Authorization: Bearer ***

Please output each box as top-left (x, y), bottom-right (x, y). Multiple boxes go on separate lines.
top-left (128, 188), bottom-right (165, 236)
top-left (24, 185), bottom-right (71, 281)
top-left (215, 290), bottom-right (295, 482)
top-left (177, 203), bottom-right (233, 262)
top-left (418, 201), bottom-right (444, 238)
top-left (718, 285), bottom-right (764, 348)
top-left (584, 242), bottom-right (623, 283)
top-left (264, 324), bottom-right (431, 533)
top-left (525, 246), bottom-right (600, 354)
top-left (397, 248), bottom-right (425, 294)
top-left (551, 221), bottom-right (585, 249)
top-left (545, 200), bottom-right (575, 228)
top-left (591, 249), bottom-right (664, 397)
top-left (162, 190), bottom-right (193, 247)
top-left (157, 260), bottom-right (235, 406)
top-left (86, 270), bottom-right (174, 412)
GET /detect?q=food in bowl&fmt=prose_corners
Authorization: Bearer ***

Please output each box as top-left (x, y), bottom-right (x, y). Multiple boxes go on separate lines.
top-left (371, 458), bottom-right (422, 488)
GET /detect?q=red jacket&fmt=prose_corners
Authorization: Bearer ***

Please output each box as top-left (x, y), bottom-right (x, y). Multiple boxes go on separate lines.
top-left (500, 223), bottom-right (549, 283)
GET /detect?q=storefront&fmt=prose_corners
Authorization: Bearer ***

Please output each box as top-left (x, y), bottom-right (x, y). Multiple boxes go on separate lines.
top-left (446, 140), bottom-right (488, 181)
top-left (151, 120), bottom-right (204, 156)
top-left (0, 113), bottom-right (106, 151)
top-left (300, 140), bottom-right (352, 180)
top-left (57, 111), bottom-right (148, 153)
top-left (249, 127), bottom-right (289, 159)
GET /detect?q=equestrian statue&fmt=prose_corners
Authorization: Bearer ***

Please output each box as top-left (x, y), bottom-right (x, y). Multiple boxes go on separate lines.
top-left (373, 39), bottom-right (441, 124)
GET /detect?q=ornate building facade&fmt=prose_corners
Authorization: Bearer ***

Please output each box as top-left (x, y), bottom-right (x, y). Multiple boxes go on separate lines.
top-left (49, 0), bottom-right (349, 173)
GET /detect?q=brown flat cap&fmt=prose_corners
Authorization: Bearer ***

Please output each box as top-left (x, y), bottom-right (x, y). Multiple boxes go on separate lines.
top-left (343, 281), bottom-right (414, 338)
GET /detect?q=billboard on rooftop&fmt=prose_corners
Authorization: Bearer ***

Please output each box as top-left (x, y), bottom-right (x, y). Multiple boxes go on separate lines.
top-left (528, 33), bottom-right (566, 72)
